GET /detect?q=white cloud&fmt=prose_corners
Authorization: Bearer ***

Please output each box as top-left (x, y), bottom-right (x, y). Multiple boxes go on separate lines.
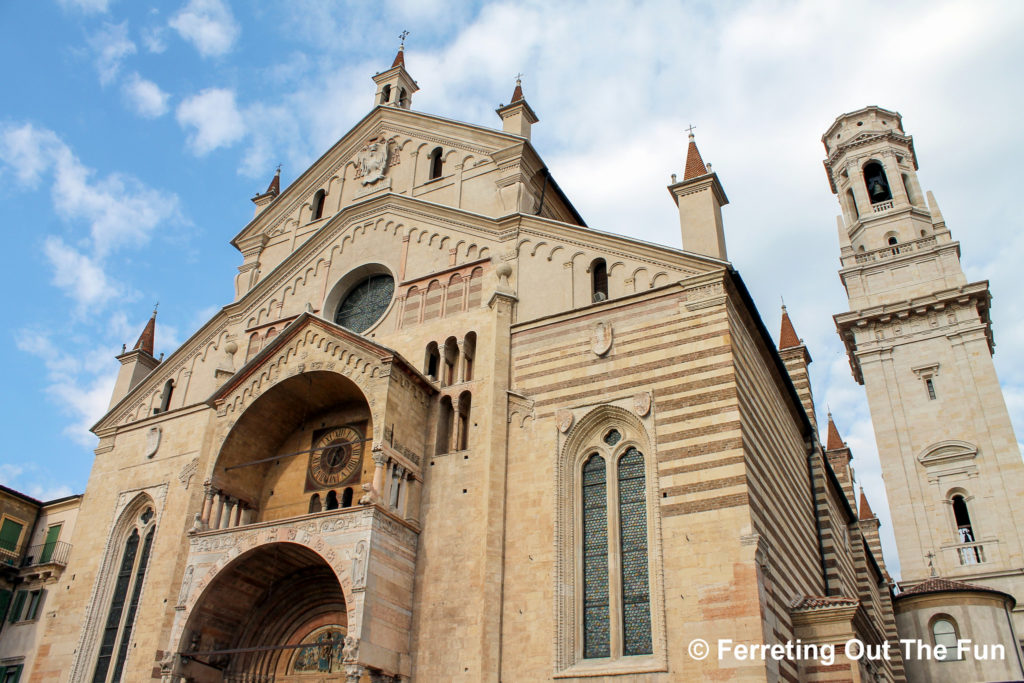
top-left (169, 0), bottom-right (240, 58)
top-left (57, 0), bottom-right (111, 13)
top-left (122, 72), bottom-right (170, 118)
top-left (88, 22), bottom-right (136, 86)
top-left (176, 88), bottom-right (247, 155)
top-left (43, 237), bottom-right (121, 308)
top-left (0, 122), bottom-right (180, 311)
top-left (141, 26), bottom-right (168, 54)
top-left (16, 329), bottom-right (118, 448)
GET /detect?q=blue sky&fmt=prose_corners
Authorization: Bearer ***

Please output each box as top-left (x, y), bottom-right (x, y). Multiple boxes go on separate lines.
top-left (1, 0), bottom-right (1023, 579)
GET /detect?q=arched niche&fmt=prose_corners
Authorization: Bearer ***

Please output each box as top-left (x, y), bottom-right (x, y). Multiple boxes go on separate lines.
top-left (213, 371), bottom-right (373, 523)
top-left (177, 542), bottom-right (349, 679)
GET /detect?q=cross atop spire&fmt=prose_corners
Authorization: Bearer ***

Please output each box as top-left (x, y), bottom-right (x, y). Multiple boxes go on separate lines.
top-left (392, 30), bottom-right (409, 68)
top-left (510, 73), bottom-right (524, 103)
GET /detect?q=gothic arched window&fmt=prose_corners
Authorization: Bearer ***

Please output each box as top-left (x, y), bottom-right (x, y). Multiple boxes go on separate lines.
top-left (557, 409), bottom-right (662, 673)
top-left (91, 503), bottom-right (157, 683)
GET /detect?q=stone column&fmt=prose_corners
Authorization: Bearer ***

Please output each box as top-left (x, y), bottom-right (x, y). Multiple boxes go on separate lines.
top-left (221, 499), bottom-right (234, 532)
top-left (882, 152), bottom-right (908, 206)
top-left (456, 340), bottom-right (466, 383)
top-left (201, 483), bottom-right (216, 527)
top-left (211, 493), bottom-right (224, 530)
top-left (345, 664), bottom-right (365, 683)
top-left (848, 160), bottom-right (872, 217)
top-left (405, 477), bottom-right (422, 525)
top-left (389, 466), bottom-right (404, 509)
top-left (372, 450), bottom-right (387, 503)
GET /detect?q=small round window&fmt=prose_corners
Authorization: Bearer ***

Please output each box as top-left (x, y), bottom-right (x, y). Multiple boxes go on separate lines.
top-left (334, 274), bottom-right (395, 332)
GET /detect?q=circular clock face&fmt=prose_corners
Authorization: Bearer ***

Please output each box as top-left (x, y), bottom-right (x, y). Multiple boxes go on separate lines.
top-left (309, 426), bottom-right (364, 488)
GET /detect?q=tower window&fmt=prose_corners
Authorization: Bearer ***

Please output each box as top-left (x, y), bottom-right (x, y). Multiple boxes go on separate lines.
top-left (425, 342), bottom-right (440, 379)
top-left (380, 84), bottom-right (391, 105)
top-left (952, 494), bottom-right (975, 543)
top-left (456, 391), bottom-right (471, 451)
top-left (925, 377), bottom-right (936, 400)
top-left (436, 396), bottom-right (454, 456)
top-left (591, 258), bottom-right (608, 302)
top-left (310, 190), bottom-right (325, 221)
top-left (931, 617), bottom-right (960, 661)
top-left (428, 147), bottom-right (443, 180)
top-left (157, 379), bottom-right (174, 414)
top-left (863, 161), bottom-right (892, 203)
top-left (397, 87), bottom-right (408, 108)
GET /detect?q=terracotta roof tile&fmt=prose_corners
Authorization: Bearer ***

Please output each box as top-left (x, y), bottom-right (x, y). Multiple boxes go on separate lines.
top-left (779, 305), bottom-right (801, 349)
top-left (791, 595), bottom-right (859, 611)
top-left (392, 47), bottom-right (405, 68)
top-left (900, 577), bottom-right (993, 596)
top-left (826, 413), bottom-right (845, 450)
top-left (683, 134), bottom-right (708, 180)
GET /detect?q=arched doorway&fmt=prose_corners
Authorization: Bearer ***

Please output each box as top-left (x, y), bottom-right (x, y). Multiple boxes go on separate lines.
top-left (177, 543), bottom-right (349, 681)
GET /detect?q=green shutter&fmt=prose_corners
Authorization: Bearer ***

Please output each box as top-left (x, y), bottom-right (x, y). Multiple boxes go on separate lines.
top-left (0, 589), bottom-right (11, 623)
top-left (25, 591), bottom-right (41, 620)
top-left (0, 520), bottom-right (23, 553)
top-left (8, 591), bottom-right (26, 623)
top-left (40, 525), bottom-right (61, 563)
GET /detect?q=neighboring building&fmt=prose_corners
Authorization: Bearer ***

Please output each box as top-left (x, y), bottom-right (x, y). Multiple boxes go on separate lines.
top-left (0, 485), bottom-right (82, 681)
top-left (21, 48), bottom-right (1018, 683)
top-left (826, 106), bottom-right (1024, 680)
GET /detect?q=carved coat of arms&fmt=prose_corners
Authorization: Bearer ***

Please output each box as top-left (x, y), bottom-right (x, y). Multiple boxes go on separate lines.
top-left (357, 136), bottom-right (390, 185)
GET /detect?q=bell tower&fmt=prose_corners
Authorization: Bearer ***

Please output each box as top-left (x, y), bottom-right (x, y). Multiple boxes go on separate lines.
top-left (828, 107), bottom-right (1024, 629)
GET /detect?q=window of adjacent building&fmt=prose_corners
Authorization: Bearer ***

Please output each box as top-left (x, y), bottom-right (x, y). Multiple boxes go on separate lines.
top-left (0, 519), bottom-right (24, 555)
top-left (0, 590), bottom-right (11, 626)
top-left (40, 524), bottom-right (62, 564)
top-left (24, 591), bottom-right (41, 621)
top-left (931, 617), bottom-right (959, 660)
top-left (0, 664), bottom-right (23, 683)
top-left (92, 505), bottom-right (156, 683)
top-left (926, 377), bottom-right (937, 400)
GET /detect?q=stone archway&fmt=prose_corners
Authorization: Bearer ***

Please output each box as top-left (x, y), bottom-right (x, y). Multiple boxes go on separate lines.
top-left (172, 542), bottom-right (349, 682)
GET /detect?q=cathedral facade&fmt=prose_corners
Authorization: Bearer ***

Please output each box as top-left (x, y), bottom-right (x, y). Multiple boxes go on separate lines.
top-left (18, 50), bottom-right (1021, 682)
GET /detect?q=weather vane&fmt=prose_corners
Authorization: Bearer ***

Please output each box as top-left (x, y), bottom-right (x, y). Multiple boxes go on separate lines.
top-left (399, 30), bottom-right (409, 48)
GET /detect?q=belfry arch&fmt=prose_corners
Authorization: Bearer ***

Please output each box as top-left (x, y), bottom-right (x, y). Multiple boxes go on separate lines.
top-left (170, 543), bottom-right (350, 681)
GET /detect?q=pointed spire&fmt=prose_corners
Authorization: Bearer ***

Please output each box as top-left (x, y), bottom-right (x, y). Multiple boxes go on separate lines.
top-left (392, 29), bottom-right (409, 68)
top-left (266, 165), bottom-right (281, 197)
top-left (858, 488), bottom-right (876, 521)
top-left (133, 305), bottom-right (157, 357)
top-left (826, 412), bottom-right (845, 450)
top-left (683, 127), bottom-right (709, 180)
top-left (511, 73), bottom-right (524, 103)
top-left (779, 304), bottom-right (801, 349)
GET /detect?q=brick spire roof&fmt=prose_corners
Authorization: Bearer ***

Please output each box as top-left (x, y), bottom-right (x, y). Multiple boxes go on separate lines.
top-left (779, 304), bottom-right (801, 349)
top-left (511, 77), bottom-right (524, 103)
top-left (683, 131), bottom-right (708, 180)
top-left (392, 45), bottom-right (405, 68)
top-left (265, 166), bottom-right (280, 197)
top-left (858, 488), bottom-right (875, 520)
top-left (133, 307), bottom-right (157, 356)
top-left (826, 412), bottom-right (845, 450)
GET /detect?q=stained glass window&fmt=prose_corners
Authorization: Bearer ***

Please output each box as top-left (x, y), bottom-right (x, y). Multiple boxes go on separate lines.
top-left (618, 448), bottom-right (652, 655)
top-left (334, 274), bottom-right (395, 333)
top-left (582, 454), bottom-right (610, 658)
top-left (603, 430), bottom-right (621, 447)
top-left (93, 529), bottom-right (139, 683)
